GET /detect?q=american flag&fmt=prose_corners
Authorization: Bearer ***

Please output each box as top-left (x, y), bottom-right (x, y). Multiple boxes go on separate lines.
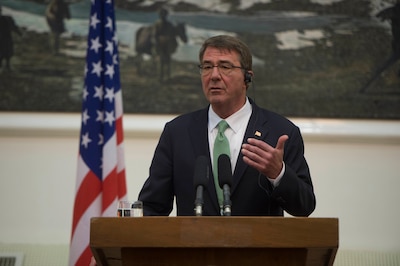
top-left (69, 0), bottom-right (127, 265)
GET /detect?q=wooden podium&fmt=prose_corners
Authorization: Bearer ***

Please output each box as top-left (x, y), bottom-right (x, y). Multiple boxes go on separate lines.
top-left (90, 217), bottom-right (338, 266)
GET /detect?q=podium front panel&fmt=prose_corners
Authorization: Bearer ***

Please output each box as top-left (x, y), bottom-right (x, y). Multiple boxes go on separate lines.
top-left (90, 217), bottom-right (338, 266)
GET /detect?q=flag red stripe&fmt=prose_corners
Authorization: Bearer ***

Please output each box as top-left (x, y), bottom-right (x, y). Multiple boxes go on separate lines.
top-left (75, 245), bottom-right (92, 266)
top-left (118, 168), bottom-right (127, 198)
top-left (71, 171), bottom-right (102, 237)
top-left (101, 167), bottom-right (119, 212)
top-left (116, 116), bottom-right (123, 144)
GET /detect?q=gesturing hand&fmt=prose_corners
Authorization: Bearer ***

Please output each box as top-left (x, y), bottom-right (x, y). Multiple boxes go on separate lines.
top-left (241, 135), bottom-right (288, 179)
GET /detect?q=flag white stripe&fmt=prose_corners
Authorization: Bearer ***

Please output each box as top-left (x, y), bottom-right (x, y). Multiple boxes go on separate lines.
top-left (102, 133), bottom-right (117, 179)
top-left (69, 194), bottom-right (102, 266)
top-left (76, 154), bottom-right (90, 192)
top-left (115, 90), bottom-right (123, 118)
top-left (117, 143), bottom-right (125, 172)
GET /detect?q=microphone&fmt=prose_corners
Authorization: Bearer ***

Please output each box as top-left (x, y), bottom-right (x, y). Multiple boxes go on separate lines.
top-left (218, 154), bottom-right (232, 216)
top-left (193, 156), bottom-right (210, 216)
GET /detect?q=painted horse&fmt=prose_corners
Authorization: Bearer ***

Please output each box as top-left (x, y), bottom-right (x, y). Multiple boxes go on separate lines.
top-left (135, 21), bottom-right (188, 81)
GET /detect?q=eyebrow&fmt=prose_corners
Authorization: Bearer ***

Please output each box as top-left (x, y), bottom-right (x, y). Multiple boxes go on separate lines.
top-left (201, 59), bottom-right (234, 65)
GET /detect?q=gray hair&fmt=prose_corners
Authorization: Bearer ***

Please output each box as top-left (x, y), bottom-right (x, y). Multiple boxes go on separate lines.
top-left (198, 35), bottom-right (253, 71)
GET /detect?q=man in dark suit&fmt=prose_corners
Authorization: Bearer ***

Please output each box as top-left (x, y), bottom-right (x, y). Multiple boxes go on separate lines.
top-left (138, 35), bottom-right (315, 217)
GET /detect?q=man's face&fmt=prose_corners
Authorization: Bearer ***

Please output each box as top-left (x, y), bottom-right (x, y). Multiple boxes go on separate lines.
top-left (200, 47), bottom-right (248, 117)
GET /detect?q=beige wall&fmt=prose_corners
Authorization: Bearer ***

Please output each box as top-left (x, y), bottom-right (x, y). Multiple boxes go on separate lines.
top-left (0, 113), bottom-right (399, 254)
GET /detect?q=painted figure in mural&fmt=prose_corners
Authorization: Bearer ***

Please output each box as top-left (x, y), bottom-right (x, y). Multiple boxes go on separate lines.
top-left (135, 7), bottom-right (188, 81)
top-left (379, 2), bottom-right (400, 59)
top-left (45, 0), bottom-right (70, 55)
top-left (0, 5), bottom-right (21, 71)
top-left (360, 2), bottom-right (400, 92)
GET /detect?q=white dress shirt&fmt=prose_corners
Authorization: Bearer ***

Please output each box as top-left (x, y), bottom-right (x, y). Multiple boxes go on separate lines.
top-left (208, 98), bottom-right (284, 187)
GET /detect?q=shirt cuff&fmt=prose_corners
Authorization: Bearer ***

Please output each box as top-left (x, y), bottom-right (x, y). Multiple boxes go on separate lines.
top-left (267, 162), bottom-right (285, 187)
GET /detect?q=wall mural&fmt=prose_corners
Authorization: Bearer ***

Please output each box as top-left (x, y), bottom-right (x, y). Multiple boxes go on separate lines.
top-left (0, 0), bottom-right (399, 119)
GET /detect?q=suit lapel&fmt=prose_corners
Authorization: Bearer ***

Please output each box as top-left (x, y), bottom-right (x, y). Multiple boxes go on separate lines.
top-left (188, 108), bottom-right (209, 156)
top-left (188, 107), bottom-right (221, 213)
top-left (231, 101), bottom-right (270, 193)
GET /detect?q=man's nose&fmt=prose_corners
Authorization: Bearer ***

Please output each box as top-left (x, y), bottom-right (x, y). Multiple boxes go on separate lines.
top-left (210, 66), bottom-right (221, 79)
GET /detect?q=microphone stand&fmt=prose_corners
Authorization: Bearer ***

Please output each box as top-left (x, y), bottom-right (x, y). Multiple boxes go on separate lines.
top-left (194, 185), bottom-right (204, 216)
top-left (222, 184), bottom-right (231, 216)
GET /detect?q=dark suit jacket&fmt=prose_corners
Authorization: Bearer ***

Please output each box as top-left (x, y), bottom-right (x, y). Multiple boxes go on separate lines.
top-left (138, 99), bottom-right (316, 216)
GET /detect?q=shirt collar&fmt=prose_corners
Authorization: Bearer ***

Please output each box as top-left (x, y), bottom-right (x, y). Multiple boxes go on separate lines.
top-left (208, 97), bottom-right (252, 133)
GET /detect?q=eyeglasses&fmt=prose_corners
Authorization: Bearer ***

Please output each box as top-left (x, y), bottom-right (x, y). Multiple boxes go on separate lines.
top-left (198, 63), bottom-right (244, 76)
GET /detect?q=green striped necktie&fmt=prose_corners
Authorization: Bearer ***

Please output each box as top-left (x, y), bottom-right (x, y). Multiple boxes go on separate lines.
top-left (213, 120), bottom-right (230, 208)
